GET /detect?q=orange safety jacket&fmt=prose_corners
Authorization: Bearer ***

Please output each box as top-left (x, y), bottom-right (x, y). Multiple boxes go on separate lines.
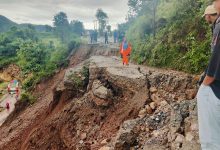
top-left (120, 43), bottom-right (132, 56)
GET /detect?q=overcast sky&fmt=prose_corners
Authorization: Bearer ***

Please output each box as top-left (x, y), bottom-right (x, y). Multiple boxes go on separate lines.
top-left (0, 0), bottom-right (129, 29)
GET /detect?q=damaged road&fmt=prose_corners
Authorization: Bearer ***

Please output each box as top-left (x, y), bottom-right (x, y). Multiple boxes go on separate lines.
top-left (0, 45), bottom-right (200, 150)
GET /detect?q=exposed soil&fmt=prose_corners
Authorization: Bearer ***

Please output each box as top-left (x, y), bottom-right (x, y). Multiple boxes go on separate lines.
top-left (0, 44), bottom-right (121, 150)
top-left (0, 44), bottom-right (200, 150)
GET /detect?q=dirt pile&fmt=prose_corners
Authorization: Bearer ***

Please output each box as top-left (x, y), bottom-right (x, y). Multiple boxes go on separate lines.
top-left (0, 44), bottom-right (200, 150)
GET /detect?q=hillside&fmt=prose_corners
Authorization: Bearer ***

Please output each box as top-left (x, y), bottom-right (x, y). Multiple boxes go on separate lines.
top-left (124, 0), bottom-right (211, 74)
top-left (0, 15), bottom-right (51, 32)
top-left (0, 15), bottom-right (17, 32)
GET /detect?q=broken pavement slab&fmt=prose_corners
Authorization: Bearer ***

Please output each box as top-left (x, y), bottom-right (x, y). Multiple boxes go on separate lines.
top-left (0, 49), bottom-right (200, 150)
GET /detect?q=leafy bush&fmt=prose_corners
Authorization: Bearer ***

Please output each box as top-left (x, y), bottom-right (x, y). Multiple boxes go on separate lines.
top-left (126, 0), bottom-right (212, 74)
top-left (0, 26), bottom-right (81, 91)
top-left (17, 40), bottom-right (48, 73)
top-left (20, 92), bottom-right (36, 104)
top-left (0, 56), bottom-right (17, 69)
top-left (68, 65), bottom-right (89, 90)
top-left (22, 75), bottom-right (37, 91)
top-left (68, 40), bottom-right (80, 52)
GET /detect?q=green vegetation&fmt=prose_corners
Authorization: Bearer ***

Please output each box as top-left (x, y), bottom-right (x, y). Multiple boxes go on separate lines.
top-left (96, 9), bottom-right (108, 35)
top-left (68, 65), bottom-right (89, 91)
top-left (0, 15), bottom-right (17, 32)
top-left (0, 15), bottom-right (52, 33)
top-left (0, 27), bottom-right (79, 91)
top-left (0, 12), bottom-right (84, 99)
top-left (0, 82), bottom-right (8, 89)
top-left (37, 32), bottom-right (61, 47)
top-left (121, 0), bottom-right (212, 74)
top-left (70, 20), bottom-right (85, 36)
top-left (20, 92), bottom-right (36, 104)
top-left (53, 12), bottom-right (85, 43)
top-left (0, 81), bottom-right (8, 98)
top-left (69, 73), bottom-right (84, 90)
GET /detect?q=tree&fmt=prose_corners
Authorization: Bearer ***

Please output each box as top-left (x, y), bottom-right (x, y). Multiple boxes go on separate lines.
top-left (45, 25), bottom-right (53, 32)
top-left (152, 0), bottom-right (159, 37)
top-left (27, 24), bottom-right (35, 31)
top-left (118, 23), bottom-right (130, 41)
top-left (95, 9), bottom-right (108, 35)
top-left (17, 41), bottom-right (47, 72)
top-left (128, 0), bottom-right (159, 37)
top-left (70, 20), bottom-right (85, 35)
top-left (53, 12), bottom-right (69, 42)
top-left (53, 12), bottom-right (69, 27)
top-left (128, 0), bottom-right (142, 19)
top-left (128, 0), bottom-right (159, 38)
top-left (10, 26), bottom-right (18, 32)
top-left (0, 28), bottom-right (38, 56)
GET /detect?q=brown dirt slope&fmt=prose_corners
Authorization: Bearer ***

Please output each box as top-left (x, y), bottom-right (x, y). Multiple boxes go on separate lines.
top-left (0, 44), bottom-right (200, 150)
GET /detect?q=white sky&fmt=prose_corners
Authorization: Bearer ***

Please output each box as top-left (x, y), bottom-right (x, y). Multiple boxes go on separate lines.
top-left (0, 0), bottom-right (129, 29)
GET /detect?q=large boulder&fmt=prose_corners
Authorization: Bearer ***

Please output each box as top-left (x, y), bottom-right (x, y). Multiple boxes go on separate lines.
top-left (92, 80), bottom-right (112, 99)
top-left (112, 119), bottom-right (140, 150)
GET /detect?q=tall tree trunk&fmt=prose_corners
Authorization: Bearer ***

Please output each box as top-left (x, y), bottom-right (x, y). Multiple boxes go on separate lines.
top-left (153, 0), bottom-right (158, 38)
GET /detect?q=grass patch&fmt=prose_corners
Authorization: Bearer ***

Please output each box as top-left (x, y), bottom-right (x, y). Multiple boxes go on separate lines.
top-left (0, 82), bottom-right (8, 100)
top-left (20, 92), bottom-right (36, 104)
top-left (37, 32), bottom-right (61, 47)
top-left (0, 82), bottom-right (8, 89)
top-left (68, 65), bottom-right (89, 90)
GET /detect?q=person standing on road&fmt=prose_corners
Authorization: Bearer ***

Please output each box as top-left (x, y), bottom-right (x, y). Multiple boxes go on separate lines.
top-left (114, 30), bottom-right (118, 43)
top-left (90, 30), bottom-right (93, 44)
top-left (104, 31), bottom-right (108, 44)
top-left (120, 37), bottom-right (132, 65)
top-left (197, 3), bottom-right (220, 150)
top-left (94, 30), bottom-right (98, 43)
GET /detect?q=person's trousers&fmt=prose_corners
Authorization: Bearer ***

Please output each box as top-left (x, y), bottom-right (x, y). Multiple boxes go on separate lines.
top-left (122, 55), bottom-right (129, 65)
top-left (197, 84), bottom-right (220, 150)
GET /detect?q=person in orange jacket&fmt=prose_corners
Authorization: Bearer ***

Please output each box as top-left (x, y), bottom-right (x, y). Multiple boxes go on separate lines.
top-left (120, 38), bottom-right (132, 65)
